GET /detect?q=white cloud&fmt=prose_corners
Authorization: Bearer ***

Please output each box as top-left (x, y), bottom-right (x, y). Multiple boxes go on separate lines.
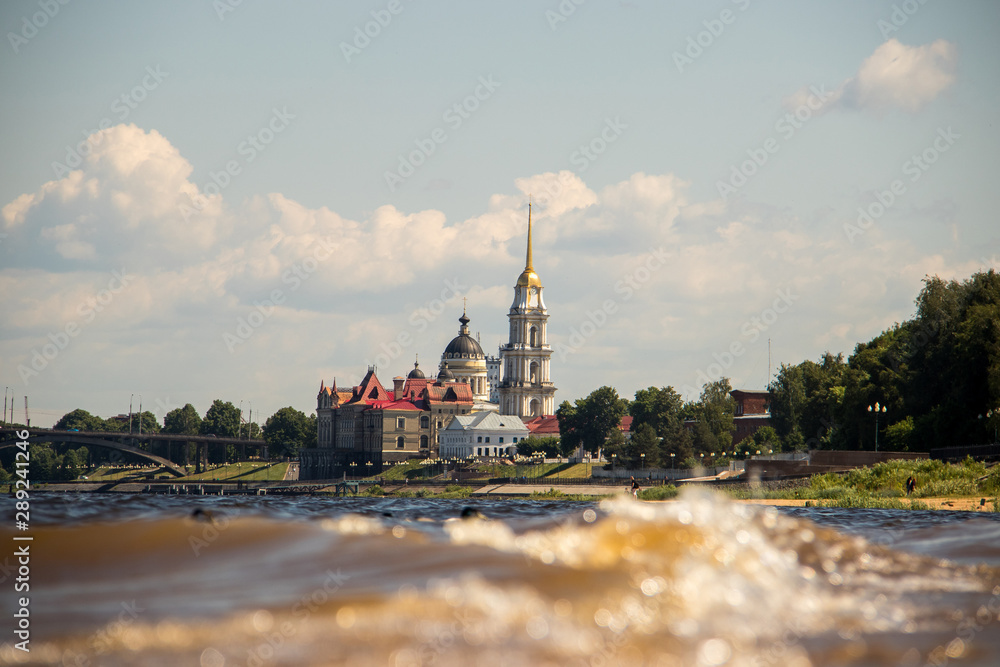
top-left (0, 123), bottom-right (980, 421)
top-left (786, 39), bottom-right (957, 115)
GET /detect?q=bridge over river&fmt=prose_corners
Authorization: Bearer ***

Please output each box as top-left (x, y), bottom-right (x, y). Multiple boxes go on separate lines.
top-left (0, 427), bottom-right (267, 477)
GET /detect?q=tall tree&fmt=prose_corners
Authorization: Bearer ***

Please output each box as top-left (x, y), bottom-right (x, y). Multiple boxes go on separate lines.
top-left (164, 404), bottom-right (202, 435)
top-left (54, 409), bottom-right (103, 431)
top-left (687, 378), bottom-right (735, 454)
top-left (201, 400), bottom-right (241, 437)
top-left (629, 386), bottom-right (685, 437)
top-left (625, 422), bottom-right (660, 469)
top-left (577, 386), bottom-right (628, 457)
top-left (556, 400), bottom-right (582, 456)
top-left (262, 407), bottom-right (312, 458)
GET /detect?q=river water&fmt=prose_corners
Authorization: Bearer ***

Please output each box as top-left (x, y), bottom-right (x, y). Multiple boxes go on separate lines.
top-left (2, 488), bottom-right (999, 666)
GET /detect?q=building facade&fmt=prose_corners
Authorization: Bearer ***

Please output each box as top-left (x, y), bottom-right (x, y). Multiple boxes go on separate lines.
top-left (301, 366), bottom-right (474, 479)
top-left (497, 203), bottom-right (557, 418)
top-left (440, 411), bottom-right (529, 458)
top-left (731, 389), bottom-right (772, 446)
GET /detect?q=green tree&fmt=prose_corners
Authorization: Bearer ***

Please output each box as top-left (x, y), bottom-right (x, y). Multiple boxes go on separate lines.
top-left (130, 411), bottom-right (161, 434)
top-left (769, 353), bottom-right (847, 450)
top-left (201, 400), bottom-right (241, 437)
top-left (28, 444), bottom-right (58, 480)
top-left (262, 407), bottom-right (312, 458)
top-left (577, 386), bottom-right (628, 457)
top-left (743, 426), bottom-right (781, 455)
top-left (54, 409), bottom-right (103, 431)
top-left (624, 422), bottom-right (660, 469)
top-left (164, 404), bottom-right (202, 434)
top-left (603, 428), bottom-right (627, 465)
top-left (516, 436), bottom-right (561, 457)
top-left (556, 400), bottom-right (582, 456)
top-left (629, 386), bottom-right (685, 437)
top-left (685, 379), bottom-right (735, 455)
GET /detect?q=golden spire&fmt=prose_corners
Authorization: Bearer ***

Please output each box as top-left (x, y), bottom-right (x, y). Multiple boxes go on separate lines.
top-left (525, 196), bottom-right (533, 271)
top-left (516, 196), bottom-right (542, 288)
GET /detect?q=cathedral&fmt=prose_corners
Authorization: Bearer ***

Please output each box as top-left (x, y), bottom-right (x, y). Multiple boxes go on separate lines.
top-left (300, 203), bottom-right (556, 478)
top-left (435, 201), bottom-right (557, 418)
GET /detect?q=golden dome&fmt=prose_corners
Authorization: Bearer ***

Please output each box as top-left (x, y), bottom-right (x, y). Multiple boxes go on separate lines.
top-left (516, 268), bottom-right (542, 288)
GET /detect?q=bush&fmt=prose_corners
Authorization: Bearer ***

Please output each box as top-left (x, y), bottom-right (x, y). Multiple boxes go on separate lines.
top-left (638, 485), bottom-right (678, 501)
top-left (436, 485), bottom-right (472, 499)
top-left (362, 484), bottom-right (384, 497)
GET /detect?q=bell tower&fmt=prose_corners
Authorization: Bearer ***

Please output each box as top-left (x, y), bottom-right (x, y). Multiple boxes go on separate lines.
top-left (498, 201), bottom-right (556, 418)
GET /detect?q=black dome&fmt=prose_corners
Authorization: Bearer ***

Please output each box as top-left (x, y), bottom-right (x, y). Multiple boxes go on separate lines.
top-left (437, 362), bottom-right (456, 381)
top-left (444, 334), bottom-right (484, 358)
top-left (443, 311), bottom-right (484, 359)
top-left (407, 359), bottom-right (425, 379)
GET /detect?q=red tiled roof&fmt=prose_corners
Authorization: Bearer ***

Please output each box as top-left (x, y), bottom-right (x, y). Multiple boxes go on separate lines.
top-left (425, 383), bottom-right (473, 403)
top-left (524, 415), bottom-right (560, 435)
top-left (620, 415), bottom-right (633, 432)
top-left (350, 368), bottom-right (390, 404)
top-left (367, 399), bottom-right (423, 411)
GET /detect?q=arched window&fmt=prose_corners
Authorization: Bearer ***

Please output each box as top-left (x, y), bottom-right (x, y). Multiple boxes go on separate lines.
top-left (530, 361), bottom-right (539, 385)
top-left (529, 326), bottom-right (537, 347)
top-left (420, 435), bottom-right (429, 448)
top-left (529, 399), bottom-right (541, 418)
top-left (396, 436), bottom-right (405, 449)
top-left (420, 415), bottom-right (429, 429)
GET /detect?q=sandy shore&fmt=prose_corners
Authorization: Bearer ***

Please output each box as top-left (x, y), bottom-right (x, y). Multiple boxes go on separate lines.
top-left (738, 497), bottom-right (996, 511)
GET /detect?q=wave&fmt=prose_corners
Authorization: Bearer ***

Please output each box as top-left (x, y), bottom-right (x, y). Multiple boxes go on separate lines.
top-left (3, 489), bottom-right (998, 666)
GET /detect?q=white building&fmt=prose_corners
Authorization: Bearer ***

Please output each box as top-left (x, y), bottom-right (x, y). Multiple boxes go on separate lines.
top-left (440, 411), bottom-right (529, 458)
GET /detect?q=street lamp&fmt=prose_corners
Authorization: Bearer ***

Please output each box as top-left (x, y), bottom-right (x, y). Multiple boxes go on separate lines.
top-left (868, 402), bottom-right (887, 452)
top-left (611, 453), bottom-right (617, 474)
top-left (640, 453), bottom-right (645, 471)
top-left (670, 452), bottom-right (675, 469)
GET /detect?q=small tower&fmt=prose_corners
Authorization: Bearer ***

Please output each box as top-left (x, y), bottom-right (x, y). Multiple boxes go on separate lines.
top-left (440, 308), bottom-right (490, 401)
top-left (498, 200), bottom-right (556, 417)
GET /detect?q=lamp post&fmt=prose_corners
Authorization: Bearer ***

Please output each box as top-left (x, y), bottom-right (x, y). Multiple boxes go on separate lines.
top-left (670, 452), bottom-right (675, 469)
top-left (611, 453), bottom-right (617, 475)
top-left (868, 402), bottom-right (887, 452)
top-left (640, 453), bottom-right (645, 471)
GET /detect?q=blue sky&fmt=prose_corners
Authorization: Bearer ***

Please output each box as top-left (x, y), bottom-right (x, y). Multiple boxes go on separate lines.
top-left (1, 0), bottom-right (998, 428)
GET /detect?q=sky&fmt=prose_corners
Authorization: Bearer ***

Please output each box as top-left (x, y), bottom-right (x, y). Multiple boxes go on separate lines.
top-left (1, 0), bottom-right (998, 429)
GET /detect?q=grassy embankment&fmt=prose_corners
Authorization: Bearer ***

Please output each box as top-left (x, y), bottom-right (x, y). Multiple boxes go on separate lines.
top-left (727, 458), bottom-right (1000, 510)
top-left (85, 462), bottom-right (290, 482)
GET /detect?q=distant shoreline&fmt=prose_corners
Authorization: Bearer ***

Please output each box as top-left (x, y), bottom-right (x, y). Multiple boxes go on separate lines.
top-left (18, 481), bottom-right (998, 512)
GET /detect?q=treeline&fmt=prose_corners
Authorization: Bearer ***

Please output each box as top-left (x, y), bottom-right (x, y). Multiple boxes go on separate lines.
top-left (524, 379), bottom-right (777, 470)
top-left (538, 269), bottom-right (998, 465)
top-left (0, 402), bottom-right (317, 478)
top-left (770, 270), bottom-right (1000, 452)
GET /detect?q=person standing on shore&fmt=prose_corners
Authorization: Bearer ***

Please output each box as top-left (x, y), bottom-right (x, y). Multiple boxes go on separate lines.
top-left (631, 476), bottom-right (640, 499)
